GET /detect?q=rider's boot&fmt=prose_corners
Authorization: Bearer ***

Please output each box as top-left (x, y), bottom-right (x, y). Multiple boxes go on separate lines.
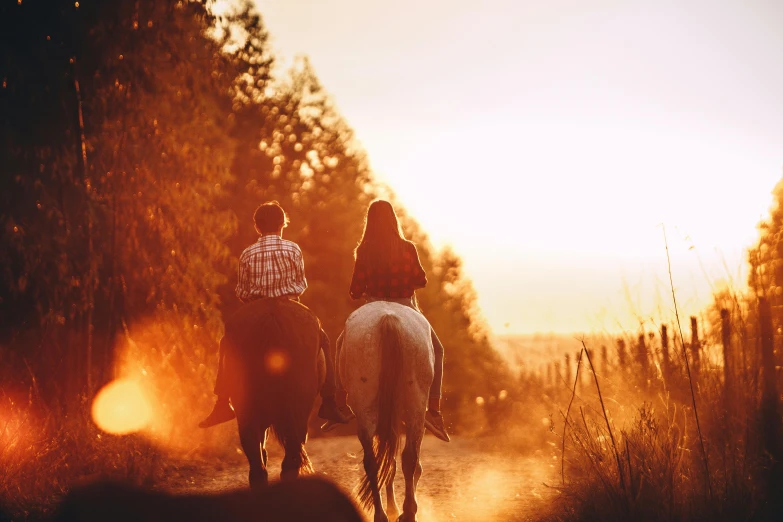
top-left (319, 394), bottom-right (355, 432)
top-left (424, 397), bottom-right (450, 442)
top-left (198, 395), bottom-right (236, 428)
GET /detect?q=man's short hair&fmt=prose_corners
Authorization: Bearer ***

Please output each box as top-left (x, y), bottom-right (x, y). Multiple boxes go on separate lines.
top-left (253, 201), bottom-right (289, 233)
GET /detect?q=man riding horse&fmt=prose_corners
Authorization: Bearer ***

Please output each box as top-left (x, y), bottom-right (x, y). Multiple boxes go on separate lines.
top-left (199, 201), bottom-right (353, 429)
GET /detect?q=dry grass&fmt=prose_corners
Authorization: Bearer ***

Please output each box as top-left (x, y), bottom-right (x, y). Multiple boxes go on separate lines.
top-left (1, 287), bottom-right (778, 522)
top-left (541, 393), bottom-right (771, 522)
top-left (0, 314), bottom-right (246, 521)
top-left (0, 396), bottom-right (161, 521)
top-left (534, 293), bottom-right (777, 522)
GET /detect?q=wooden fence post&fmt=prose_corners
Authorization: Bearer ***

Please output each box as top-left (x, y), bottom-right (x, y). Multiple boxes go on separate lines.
top-left (690, 316), bottom-right (701, 379)
top-left (661, 324), bottom-right (670, 383)
top-left (600, 344), bottom-right (608, 376)
top-left (564, 353), bottom-right (572, 388)
top-left (759, 297), bottom-right (780, 472)
top-left (617, 338), bottom-right (627, 370)
top-left (636, 333), bottom-right (649, 388)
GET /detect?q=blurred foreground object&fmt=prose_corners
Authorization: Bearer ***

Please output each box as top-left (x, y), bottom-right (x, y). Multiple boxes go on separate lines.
top-left (52, 476), bottom-right (363, 522)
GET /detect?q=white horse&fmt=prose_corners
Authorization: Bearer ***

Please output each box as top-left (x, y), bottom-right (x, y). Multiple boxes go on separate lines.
top-left (338, 301), bottom-right (434, 522)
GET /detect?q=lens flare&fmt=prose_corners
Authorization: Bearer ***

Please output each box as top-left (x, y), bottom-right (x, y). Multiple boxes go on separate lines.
top-left (264, 349), bottom-right (290, 375)
top-left (91, 379), bottom-right (152, 435)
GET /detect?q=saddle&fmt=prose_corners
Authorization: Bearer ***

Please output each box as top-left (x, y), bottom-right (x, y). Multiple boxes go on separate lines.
top-left (227, 296), bottom-right (313, 330)
top-left (223, 297), bottom-right (322, 360)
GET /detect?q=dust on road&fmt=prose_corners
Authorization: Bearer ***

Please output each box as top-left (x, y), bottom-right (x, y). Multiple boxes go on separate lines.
top-left (164, 435), bottom-right (555, 522)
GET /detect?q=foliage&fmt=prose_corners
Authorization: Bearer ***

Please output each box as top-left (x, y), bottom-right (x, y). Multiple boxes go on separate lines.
top-left (749, 178), bottom-right (783, 338)
top-left (0, 0), bottom-right (241, 404)
top-left (0, 393), bottom-right (162, 521)
top-left (1, 2), bottom-right (512, 510)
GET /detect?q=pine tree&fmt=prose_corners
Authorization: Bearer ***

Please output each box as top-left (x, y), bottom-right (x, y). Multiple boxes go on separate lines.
top-left (1, 0), bottom-right (242, 401)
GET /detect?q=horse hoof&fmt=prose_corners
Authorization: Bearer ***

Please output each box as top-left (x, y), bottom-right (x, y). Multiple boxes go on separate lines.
top-left (248, 471), bottom-right (268, 491)
top-left (280, 471), bottom-right (300, 482)
top-left (249, 480), bottom-right (267, 492)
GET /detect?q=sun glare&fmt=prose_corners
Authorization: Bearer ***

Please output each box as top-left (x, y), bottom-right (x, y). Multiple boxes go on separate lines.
top-left (255, 0), bottom-right (783, 335)
top-left (91, 379), bottom-right (153, 435)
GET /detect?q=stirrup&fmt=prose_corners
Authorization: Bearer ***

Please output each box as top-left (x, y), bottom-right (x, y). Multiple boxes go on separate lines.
top-left (424, 411), bottom-right (450, 442)
top-left (198, 403), bottom-right (235, 429)
top-left (320, 419), bottom-right (342, 432)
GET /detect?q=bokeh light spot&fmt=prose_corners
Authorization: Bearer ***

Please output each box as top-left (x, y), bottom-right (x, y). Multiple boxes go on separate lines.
top-left (91, 379), bottom-right (152, 435)
top-left (264, 349), bottom-right (290, 375)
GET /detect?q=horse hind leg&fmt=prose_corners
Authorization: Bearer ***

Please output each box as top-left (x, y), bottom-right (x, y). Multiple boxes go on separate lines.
top-left (385, 457), bottom-right (400, 521)
top-left (413, 454), bottom-right (423, 490)
top-left (238, 416), bottom-right (269, 490)
top-left (261, 428), bottom-right (269, 469)
top-left (279, 413), bottom-right (313, 482)
top-left (280, 435), bottom-right (310, 482)
top-left (399, 426), bottom-right (424, 522)
top-left (358, 427), bottom-right (388, 522)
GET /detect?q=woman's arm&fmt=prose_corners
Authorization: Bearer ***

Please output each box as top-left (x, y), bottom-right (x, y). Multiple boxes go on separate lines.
top-left (410, 243), bottom-right (427, 289)
top-left (349, 255), bottom-right (366, 299)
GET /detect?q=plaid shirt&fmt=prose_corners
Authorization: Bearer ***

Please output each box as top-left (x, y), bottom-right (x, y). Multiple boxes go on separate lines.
top-left (235, 235), bottom-right (307, 302)
top-left (349, 242), bottom-right (427, 299)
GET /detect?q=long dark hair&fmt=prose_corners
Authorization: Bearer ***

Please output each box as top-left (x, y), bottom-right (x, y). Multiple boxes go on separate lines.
top-left (354, 200), bottom-right (409, 267)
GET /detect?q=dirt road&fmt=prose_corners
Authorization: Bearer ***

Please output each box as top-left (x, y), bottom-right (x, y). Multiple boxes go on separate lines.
top-left (165, 435), bottom-right (555, 522)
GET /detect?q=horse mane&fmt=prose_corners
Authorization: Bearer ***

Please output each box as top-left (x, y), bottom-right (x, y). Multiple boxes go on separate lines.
top-left (357, 313), bottom-right (403, 509)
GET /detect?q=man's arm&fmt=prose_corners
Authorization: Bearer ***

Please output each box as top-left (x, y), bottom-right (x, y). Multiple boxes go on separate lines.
top-left (235, 251), bottom-right (252, 302)
top-left (293, 245), bottom-right (308, 294)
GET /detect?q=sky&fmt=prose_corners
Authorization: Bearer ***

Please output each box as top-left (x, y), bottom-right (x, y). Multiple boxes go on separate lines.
top-left (250, 0), bottom-right (783, 335)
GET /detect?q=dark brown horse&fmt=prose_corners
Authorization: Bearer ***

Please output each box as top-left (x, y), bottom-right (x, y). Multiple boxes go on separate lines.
top-left (222, 297), bottom-right (323, 488)
top-left (52, 476), bottom-right (364, 522)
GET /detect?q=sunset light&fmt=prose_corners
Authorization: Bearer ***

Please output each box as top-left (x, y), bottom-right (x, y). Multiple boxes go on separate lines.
top-left (91, 379), bottom-right (153, 435)
top-left (3, 1), bottom-right (783, 520)
top-left (256, 0), bottom-right (783, 334)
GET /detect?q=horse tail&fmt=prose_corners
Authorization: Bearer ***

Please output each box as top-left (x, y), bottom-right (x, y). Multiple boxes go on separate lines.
top-left (271, 423), bottom-right (314, 474)
top-left (358, 313), bottom-right (403, 508)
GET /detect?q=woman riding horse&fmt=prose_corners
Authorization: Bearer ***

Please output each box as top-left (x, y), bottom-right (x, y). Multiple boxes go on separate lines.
top-left (325, 199), bottom-right (450, 442)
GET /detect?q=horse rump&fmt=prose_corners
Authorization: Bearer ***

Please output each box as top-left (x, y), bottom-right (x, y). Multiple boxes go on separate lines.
top-left (52, 476), bottom-right (363, 522)
top-left (357, 312), bottom-right (404, 509)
